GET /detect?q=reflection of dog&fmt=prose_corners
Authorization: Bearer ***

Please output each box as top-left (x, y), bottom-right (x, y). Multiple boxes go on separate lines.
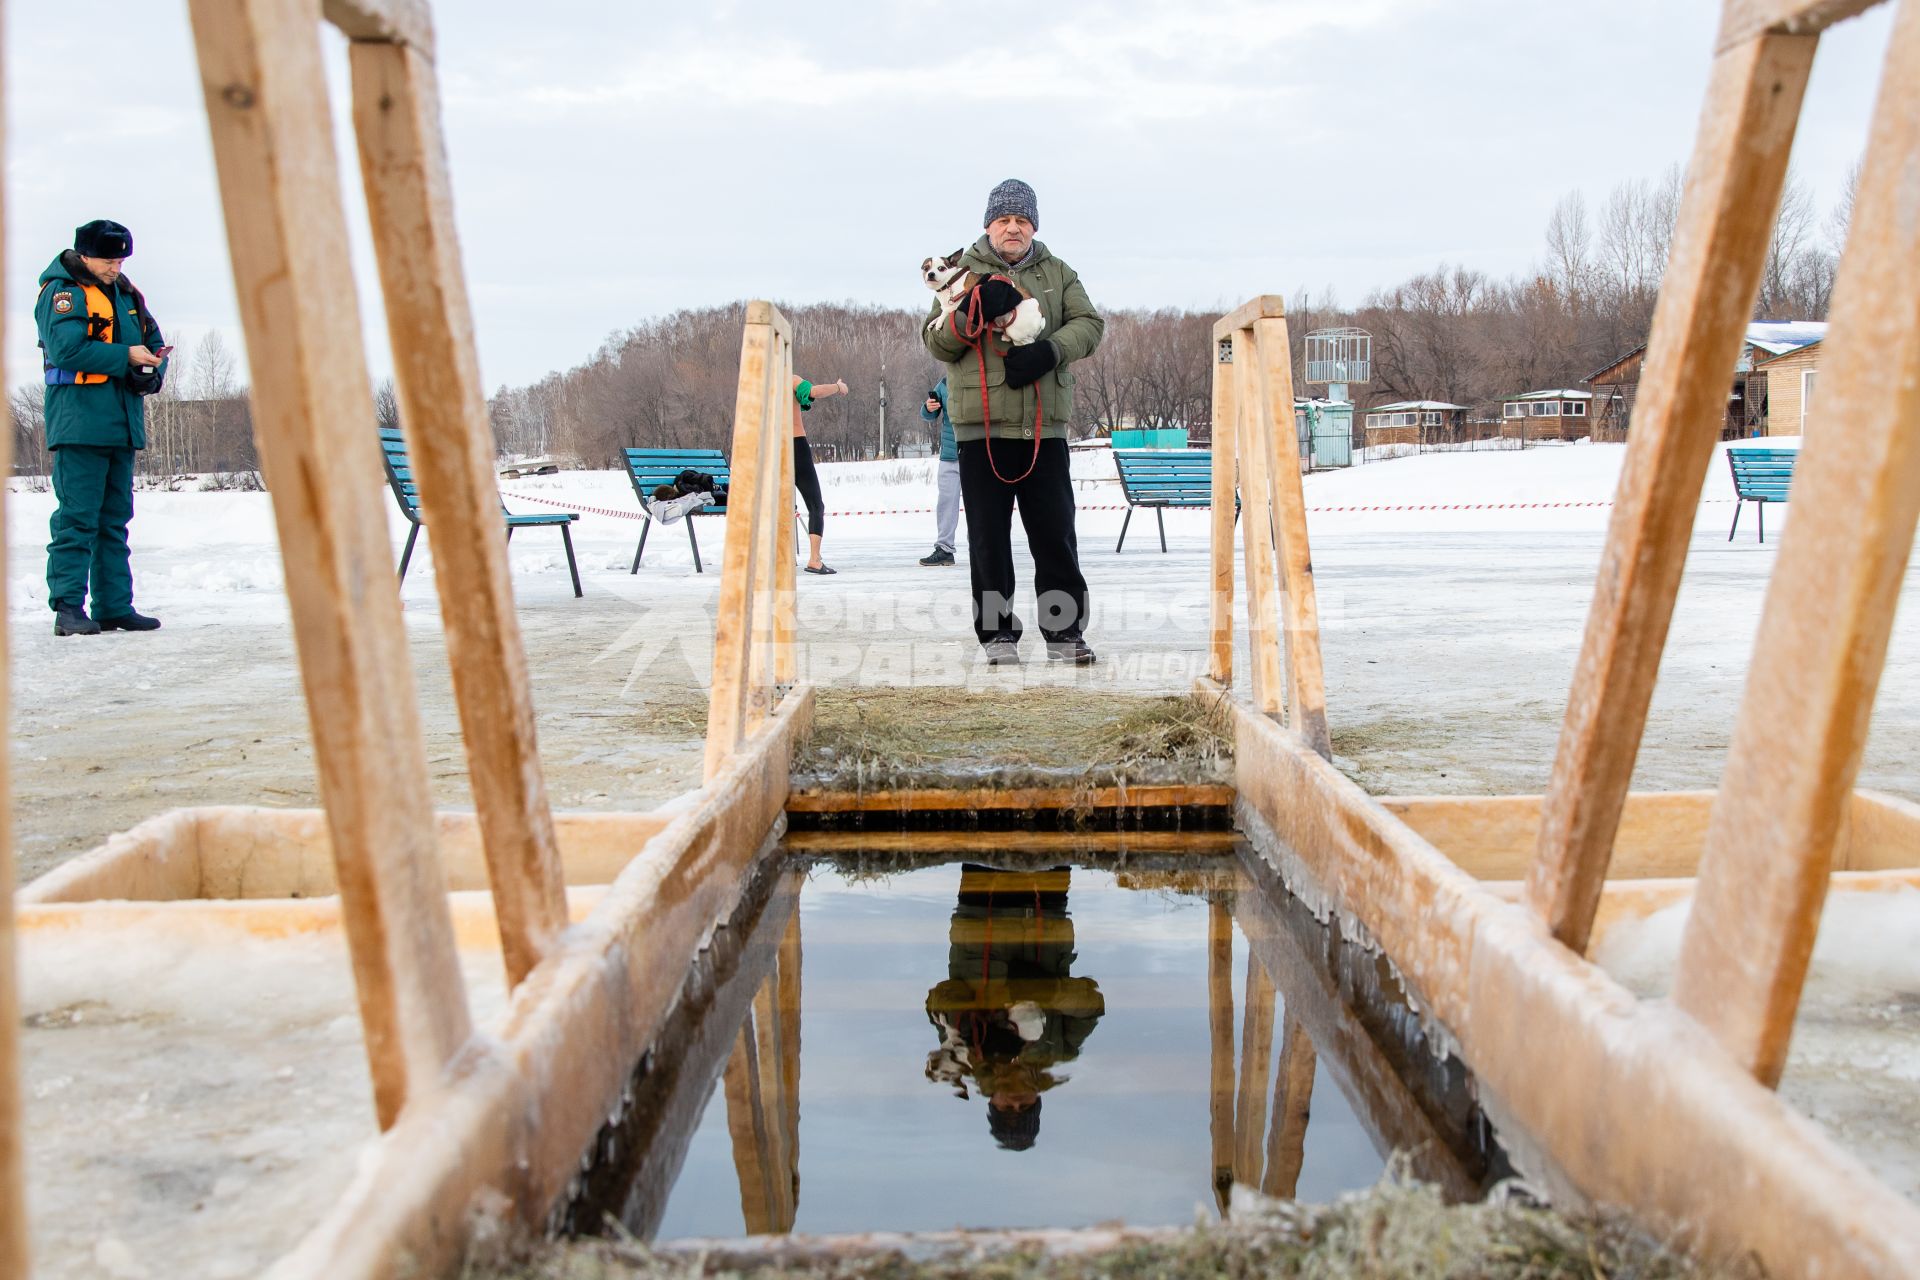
top-left (920, 249), bottom-right (1046, 346)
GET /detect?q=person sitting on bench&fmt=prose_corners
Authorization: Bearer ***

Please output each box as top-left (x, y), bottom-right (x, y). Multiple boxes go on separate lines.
top-left (647, 468), bottom-right (728, 525)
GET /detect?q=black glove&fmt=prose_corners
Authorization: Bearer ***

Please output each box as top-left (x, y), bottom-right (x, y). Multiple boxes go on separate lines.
top-left (971, 278), bottom-right (1024, 321)
top-left (1002, 340), bottom-right (1058, 389)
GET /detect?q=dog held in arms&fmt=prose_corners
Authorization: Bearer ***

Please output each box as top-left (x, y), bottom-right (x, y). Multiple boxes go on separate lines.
top-left (921, 249), bottom-right (1046, 345)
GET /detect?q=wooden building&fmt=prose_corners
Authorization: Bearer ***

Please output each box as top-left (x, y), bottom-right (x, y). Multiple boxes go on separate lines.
top-left (1498, 389), bottom-right (1593, 440)
top-left (1586, 320), bottom-right (1826, 440)
top-left (1362, 400), bottom-right (1469, 447)
top-left (1752, 338), bottom-right (1822, 437)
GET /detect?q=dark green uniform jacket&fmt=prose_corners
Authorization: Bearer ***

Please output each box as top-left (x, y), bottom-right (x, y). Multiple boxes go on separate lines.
top-left (922, 237), bottom-right (1104, 444)
top-left (36, 252), bottom-right (167, 450)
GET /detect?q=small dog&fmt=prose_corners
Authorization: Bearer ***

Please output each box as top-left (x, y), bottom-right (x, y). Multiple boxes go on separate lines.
top-left (920, 249), bottom-right (1046, 346)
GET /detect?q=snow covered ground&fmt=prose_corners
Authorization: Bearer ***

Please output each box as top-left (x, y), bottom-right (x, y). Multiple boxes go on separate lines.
top-left (8, 438), bottom-right (1920, 1275)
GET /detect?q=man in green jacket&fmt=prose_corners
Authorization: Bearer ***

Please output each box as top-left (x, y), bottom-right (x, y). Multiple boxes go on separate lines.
top-left (923, 179), bottom-right (1104, 665)
top-left (36, 219), bottom-right (169, 636)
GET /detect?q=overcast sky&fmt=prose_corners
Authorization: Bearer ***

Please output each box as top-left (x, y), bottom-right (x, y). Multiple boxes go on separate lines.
top-left (5, 1), bottom-right (1893, 395)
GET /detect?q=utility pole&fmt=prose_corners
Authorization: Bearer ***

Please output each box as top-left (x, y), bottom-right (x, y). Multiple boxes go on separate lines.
top-left (878, 358), bottom-right (888, 459)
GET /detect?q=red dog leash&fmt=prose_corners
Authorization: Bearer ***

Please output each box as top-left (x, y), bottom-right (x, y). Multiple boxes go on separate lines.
top-left (945, 276), bottom-right (1046, 484)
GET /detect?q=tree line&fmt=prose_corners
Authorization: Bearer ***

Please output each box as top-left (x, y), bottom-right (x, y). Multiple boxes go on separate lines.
top-left (8, 164), bottom-right (1856, 475)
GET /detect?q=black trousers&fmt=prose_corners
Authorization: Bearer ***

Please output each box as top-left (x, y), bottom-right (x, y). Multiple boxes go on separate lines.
top-left (792, 436), bottom-right (825, 536)
top-left (958, 436), bottom-right (1089, 645)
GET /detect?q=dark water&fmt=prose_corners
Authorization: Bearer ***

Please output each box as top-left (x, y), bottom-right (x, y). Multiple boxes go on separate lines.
top-left (563, 839), bottom-right (1508, 1242)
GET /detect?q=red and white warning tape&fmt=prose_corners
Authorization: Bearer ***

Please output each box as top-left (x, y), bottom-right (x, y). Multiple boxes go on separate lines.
top-left (509, 492), bottom-right (1737, 522)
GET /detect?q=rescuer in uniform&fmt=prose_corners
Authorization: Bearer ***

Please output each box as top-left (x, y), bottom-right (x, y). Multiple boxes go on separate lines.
top-left (36, 219), bottom-right (169, 636)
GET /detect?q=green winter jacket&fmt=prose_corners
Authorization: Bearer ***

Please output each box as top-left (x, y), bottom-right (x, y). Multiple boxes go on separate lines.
top-left (35, 252), bottom-right (167, 450)
top-left (922, 237), bottom-right (1103, 443)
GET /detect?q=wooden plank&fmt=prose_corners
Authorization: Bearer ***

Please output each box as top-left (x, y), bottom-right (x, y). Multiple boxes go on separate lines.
top-left (268, 687), bottom-right (812, 1280)
top-left (1526, 34), bottom-right (1817, 956)
top-left (349, 40), bottom-right (566, 989)
top-left (1844, 790), bottom-right (1920, 871)
top-left (722, 1018), bottom-right (779, 1235)
top-left (1252, 318), bottom-right (1331, 758)
top-left (1718, 0), bottom-right (1883, 47)
top-left (773, 338), bottom-right (798, 686)
top-left (784, 783), bottom-right (1236, 813)
top-left (0, 0), bottom-right (28, 1259)
top-left (186, 0), bottom-right (470, 1129)
top-left (320, 0), bottom-right (434, 53)
top-left (1205, 901), bottom-right (1234, 1216)
top-left (1231, 954), bottom-right (1276, 1186)
top-left (705, 311), bottom-right (777, 778)
top-left (1231, 330), bottom-right (1285, 715)
top-left (1259, 1019), bottom-right (1315, 1201)
top-left (751, 978), bottom-right (795, 1229)
top-left (746, 333), bottom-right (784, 732)
top-left (781, 829), bottom-right (1241, 857)
top-left (1385, 792), bottom-right (1719, 882)
top-left (1207, 336), bottom-right (1238, 685)
top-left (1208, 677), bottom-right (1920, 1276)
top-left (1675, 2), bottom-right (1920, 1086)
top-left (1210, 295), bottom-right (1285, 341)
top-left (775, 900), bottom-right (803, 1194)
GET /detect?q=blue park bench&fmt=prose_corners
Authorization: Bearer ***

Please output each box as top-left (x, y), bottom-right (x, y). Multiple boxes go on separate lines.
top-left (1726, 446), bottom-right (1798, 544)
top-left (378, 427), bottom-right (583, 597)
top-left (1113, 449), bottom-right (1230, 552)
top-left (624, 448), bottom-right (731, 574)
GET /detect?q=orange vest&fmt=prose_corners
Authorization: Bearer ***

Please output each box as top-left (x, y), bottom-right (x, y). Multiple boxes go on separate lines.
top-left (45, 283), bottom-right (116, 386)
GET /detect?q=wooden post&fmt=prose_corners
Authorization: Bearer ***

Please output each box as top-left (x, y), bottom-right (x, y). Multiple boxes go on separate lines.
top-left (1207, 337), bottom-right (1239, 685)
top-left (1260, 1017), bottom-right (1316, 1201)
top-left (775, 888), bottom-right (803, 1205)
top-left (1526, 32), bottom-right (1817, 954)
top-left (773, 340), bottom-right (799, 686)
top-left (1232, 954), bottom-right (1277, 1185)
top-left (1206, 900), bottom-right (1235, 1214)
top-left (721, 1018), bottom-right (778, 1235)
top-left (747, 337), bottom-right (784, 731)
top-left (187, 0), bottom-right (471, 1129)
top-left (1232, 330), bottom-right (1285, 716)
top-left (0, 0), bottom-right (29, 1259)
top-left (705, 304), bottom-right (781, 778)
top-left (348, 39), bottom-right (566, 990)
top-left (751, 978), bottom-right (795, 1230)
top-left (1252, 317), bottom-right (1331, 758)
top-left (1674, 2), bottom-right (1920, 1086)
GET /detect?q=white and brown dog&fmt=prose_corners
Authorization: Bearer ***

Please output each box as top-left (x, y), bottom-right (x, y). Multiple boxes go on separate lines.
top-left (920, 249), bottom-right (1047, 346)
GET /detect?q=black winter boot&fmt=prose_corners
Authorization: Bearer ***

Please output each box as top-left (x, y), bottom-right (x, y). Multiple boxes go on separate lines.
top-left (53, 601), bottom-right (101, 636)
top-left (96, 610), bottom-right (161, 632)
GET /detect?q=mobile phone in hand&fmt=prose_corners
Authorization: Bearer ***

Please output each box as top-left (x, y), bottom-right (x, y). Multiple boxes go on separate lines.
top-left (154, 345), bottom-right (175, 359)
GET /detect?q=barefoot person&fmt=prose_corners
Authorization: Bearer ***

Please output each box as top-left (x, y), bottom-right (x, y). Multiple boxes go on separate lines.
top-left (921, 179), bottom-right (1104, 664)
top-left (792, 373), bottom-right (847, 575)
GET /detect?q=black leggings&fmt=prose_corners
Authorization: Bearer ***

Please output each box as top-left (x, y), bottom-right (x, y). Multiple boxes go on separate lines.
top-left (793, 436), bottom-right (825, 536)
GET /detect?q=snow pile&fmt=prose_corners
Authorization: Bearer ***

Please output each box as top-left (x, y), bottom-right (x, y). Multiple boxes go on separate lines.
top-left (1594, 888), bottom-right (1920, 1199)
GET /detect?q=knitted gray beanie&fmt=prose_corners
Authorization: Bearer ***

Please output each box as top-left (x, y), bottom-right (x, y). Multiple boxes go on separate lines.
top-left (983, 179), bottom-right (1039, 230)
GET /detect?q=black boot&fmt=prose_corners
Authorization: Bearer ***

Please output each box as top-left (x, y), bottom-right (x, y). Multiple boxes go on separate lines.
top-left (95, 609), bottom-right (161, 632)
top-left (53, 601), bottom-right (101, 636)
top-left (1046, 635), bottom-right (1097, 665)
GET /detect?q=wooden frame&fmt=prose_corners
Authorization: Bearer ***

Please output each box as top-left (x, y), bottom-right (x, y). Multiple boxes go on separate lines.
top-left (0, 3), bottom-right (26, 1271)
top-left (1194, 0), bottom-right (1920, 1266)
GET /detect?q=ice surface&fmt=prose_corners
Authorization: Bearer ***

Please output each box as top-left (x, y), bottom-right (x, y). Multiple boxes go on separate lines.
top-left (1594, 889), bottom-right (1920, 1199)
top-left (17, 919), bottom-right (512, 1279)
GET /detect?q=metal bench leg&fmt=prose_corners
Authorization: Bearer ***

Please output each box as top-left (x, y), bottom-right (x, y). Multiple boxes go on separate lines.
top-left (1757, 501), bottom-right (1765, 544)
top-left (1157, 506), bottom-right (1168, 553)
top-left (688, 518), bottom-right (704, 574)
top-left (1116, 508), bottom-right (1132, 553)
top-left (398, 523), bottom-right (420, 583)
top-left (560, 524), bottom-right (582, 598)
top-left (632, 517), bottom-right (651, 573)
top-left (504, 525), bottom-right (514, 543)
top-left (1728, 501), bottom-right (1742, 542)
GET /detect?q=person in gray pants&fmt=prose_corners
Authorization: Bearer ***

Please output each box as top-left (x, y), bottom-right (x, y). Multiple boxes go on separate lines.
top-left (919, 377), bottom-right (959, 566)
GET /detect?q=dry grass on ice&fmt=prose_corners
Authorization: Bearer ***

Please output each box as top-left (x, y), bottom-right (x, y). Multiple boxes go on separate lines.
top-left (462, 1173), bottom-right (1757, 1279)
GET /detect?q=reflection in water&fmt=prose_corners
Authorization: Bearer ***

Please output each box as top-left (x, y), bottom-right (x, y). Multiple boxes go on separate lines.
top-left (597, 847), bottom-right (1508, 1241)
top-left (924, 866), bottom-right (1106, 1152)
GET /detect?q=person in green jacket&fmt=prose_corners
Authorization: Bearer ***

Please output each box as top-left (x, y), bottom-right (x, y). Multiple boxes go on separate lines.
top-left (922, 179), bottom-right (1104, 666)
top-left (36, 220), bottom-right (169, 636)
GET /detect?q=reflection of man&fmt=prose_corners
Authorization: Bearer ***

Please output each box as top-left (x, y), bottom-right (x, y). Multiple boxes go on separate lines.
top-left (925, 865), bottom-right (1105, 1151)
